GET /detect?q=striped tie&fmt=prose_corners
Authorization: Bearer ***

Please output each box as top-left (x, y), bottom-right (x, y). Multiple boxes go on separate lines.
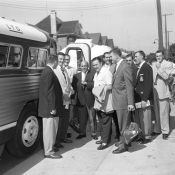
top-left (61, 67), bottom-right (67, 82)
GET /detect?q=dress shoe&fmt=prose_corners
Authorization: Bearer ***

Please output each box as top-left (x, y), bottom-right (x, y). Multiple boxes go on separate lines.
top-left (162, 134), bottom-right (168, 140)
top-left (54, 142), bottom-right (64, 148)
top-left (134, 136), bottom-right (144, 142)
top-left (139, 139), bottom-right (151, 144)
top-left (96, 140), bottom-right (102, 144)
top-left (66, 133), bottom-right (72, 138)
top-left (76, 134), bottom-right (86, 139)
top-left (45, 152), bottom-right (63, 159)
top-left (61, 139), bottom-right (73, 143)
top-left (97, 143), bottom-right (109, 150)
top-left (151, 132), bottom-right (161, 136)
top-left (112, 146), bottom-right (128, 154)
top-left (115, 141), bottom-right (123, 147)
top-left (53, 146), bottom-right (59, 152)
top-left (92, 135), bottom-right (98, 140)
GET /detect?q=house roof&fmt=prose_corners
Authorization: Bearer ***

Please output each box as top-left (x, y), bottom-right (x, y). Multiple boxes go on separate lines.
top-left (84, 33), bottom-right (102, 45)
top-left (35, 15), bottom-right (62, 34)
top-left (102, 36), bottom-right (108, 45)
top-left (107, 39), bottom-right (114, 48)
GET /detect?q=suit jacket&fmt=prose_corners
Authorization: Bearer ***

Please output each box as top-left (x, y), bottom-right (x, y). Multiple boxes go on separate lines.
top-left (152, 60), bottom-right (173, 99)
top-left (54, 65), bottom-right (72, 105)
top-left (134, 62), bottom-right (153, 103)
top-left (131, 61), bottom-right (138, 85)
top-left (112, 60), bottom-right (134, 110)
top-left (38, 66), bottom-right (63, 118)
top-left (72, 70), bottom-right (95, 107)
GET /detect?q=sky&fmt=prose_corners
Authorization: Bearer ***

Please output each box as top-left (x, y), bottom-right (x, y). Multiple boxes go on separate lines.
top-left (0, 0), bottom-right (175, 54)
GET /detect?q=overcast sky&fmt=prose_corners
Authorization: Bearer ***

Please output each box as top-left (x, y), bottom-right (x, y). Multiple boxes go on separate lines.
top-left (0, 0), bottom-right (174, 54)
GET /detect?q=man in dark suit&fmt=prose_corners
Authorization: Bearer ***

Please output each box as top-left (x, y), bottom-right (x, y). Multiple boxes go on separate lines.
top-left (134, 51), bottom-right (153, 144)
top-left (38, 54), bottom-right (63, 159)
top-left (110, 48), bottom-right (135, 154)
top-left (72, 60), bottom-right (97, 140)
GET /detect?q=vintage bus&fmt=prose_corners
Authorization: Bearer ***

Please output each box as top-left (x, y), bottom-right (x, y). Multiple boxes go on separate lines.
top-left (0, 18), bottom-right (57, 158)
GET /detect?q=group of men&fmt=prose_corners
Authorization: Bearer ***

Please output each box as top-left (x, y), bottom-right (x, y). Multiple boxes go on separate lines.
top-left (38, 47), bottom-right (173, 159)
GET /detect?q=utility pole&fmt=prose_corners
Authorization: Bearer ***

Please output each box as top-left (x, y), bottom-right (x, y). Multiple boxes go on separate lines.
top-left (156, 0), bottom-right (164, 50)
top-left (162, 13), bottom-right (172, 59)
top-left (167, 31), bottom-right (173, 58)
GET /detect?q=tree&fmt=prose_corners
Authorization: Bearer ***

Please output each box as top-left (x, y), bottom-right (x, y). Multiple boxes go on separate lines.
top-left (146, 53), bottom-right (156, 64)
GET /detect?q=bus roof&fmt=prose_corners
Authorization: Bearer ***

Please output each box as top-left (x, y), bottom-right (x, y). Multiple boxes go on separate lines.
top-left (0, 18), bottom-right (47, 42)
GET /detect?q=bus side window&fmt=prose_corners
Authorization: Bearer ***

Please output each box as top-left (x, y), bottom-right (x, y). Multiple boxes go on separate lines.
top-left (37, 49), bottom-right (47, 68)
top-left (28, 48), bottom-right (38, 68)
top-left (0, 45), bottom-right (9, 68)
top-left (7, 46), bottom-right (22, 68)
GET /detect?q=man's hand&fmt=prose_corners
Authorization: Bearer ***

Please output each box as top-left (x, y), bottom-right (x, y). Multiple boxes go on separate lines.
top-left (50, 109), bottom-right (56, 115)
top-left (63, 94), bottom-right (70, 101)
top-left (81, 81), bottom-right (87, 85)
top-left (156, 62), bottom-right (161, 69)
top-left (128, 105), bottom-right (135, 111)
top-left (141, 101), bottom-right (147, 108)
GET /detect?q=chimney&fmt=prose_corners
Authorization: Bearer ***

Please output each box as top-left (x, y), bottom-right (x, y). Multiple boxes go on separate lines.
top-left (50, 10), bottom-right (57, 34)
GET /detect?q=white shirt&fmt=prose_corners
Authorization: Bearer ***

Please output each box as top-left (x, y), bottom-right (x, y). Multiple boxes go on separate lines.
top-left (116, 59), bottom-right (123, 71)
top-left (81, 71), bottom-right (87, 81)
top-left (103, 64), bottom-right (111, 70)
top-left (137, 61), bottom-right (145, 77)
top-left (94, 67), bottom-right (112, 88)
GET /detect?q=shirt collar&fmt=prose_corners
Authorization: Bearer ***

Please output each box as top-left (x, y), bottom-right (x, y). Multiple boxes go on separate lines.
top-left (47, 64), bottom-right (54, 71)
top-left (138, 61), bottom-right (145, 69)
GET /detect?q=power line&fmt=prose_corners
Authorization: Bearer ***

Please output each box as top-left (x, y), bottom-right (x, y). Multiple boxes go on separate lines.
top-left (0, 0), bottom-right (144, 11)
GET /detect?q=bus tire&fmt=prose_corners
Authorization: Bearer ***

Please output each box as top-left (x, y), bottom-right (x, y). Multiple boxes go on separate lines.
top-left (6, 104), bottom-right (42, 158)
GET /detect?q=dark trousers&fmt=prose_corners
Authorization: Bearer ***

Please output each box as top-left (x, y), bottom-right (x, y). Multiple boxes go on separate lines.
top-left (96, 110), bottom-right (112, 144)
top-left (56, 107), bottom-right (70, 141)
top-left (112, 112), bottom-right (120, 137)
top-left (78, 105), bottom-right (97, 135)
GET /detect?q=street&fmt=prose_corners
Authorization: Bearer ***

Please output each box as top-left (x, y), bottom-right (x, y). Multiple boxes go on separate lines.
top-left (0, 103), bottom-right (175, 175)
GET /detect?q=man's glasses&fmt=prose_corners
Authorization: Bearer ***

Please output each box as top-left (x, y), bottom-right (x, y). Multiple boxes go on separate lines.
top-left (105, 56), bottom-right (111, 58)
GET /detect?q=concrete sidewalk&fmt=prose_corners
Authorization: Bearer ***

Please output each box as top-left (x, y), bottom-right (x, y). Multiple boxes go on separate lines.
top-left (2, 104), bottom-right (175, 175)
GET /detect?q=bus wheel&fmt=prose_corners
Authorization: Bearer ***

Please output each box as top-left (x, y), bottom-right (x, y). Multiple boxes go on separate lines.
top-left (6, 104), bottom-right (42, 158)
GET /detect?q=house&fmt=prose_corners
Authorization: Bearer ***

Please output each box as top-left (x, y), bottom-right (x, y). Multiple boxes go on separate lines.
top-left (107, 39), bottom-right (114, 49)
top-left (83, 32), bottom-right (103, 45)
top-left (102, 36), bottom-right (108, 46)
top-left (35, 10), bottom-right (84, 52)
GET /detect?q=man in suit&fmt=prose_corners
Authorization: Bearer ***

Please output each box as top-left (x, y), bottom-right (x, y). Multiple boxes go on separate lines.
top-left (64, 54), bottom-right (77, 138)
top-left (72, 60), bottom-right (97, 140)
top-left (152, 50), bottom-right (173, 139)
top-left (54, 52), bottom-right (74, 146)
top-left (110, 48), bottom-right (135, 154)
top-left (134, 51), bottom-right (153, 144)
top-left (38, 54), bottom-right (63, 159)
top-left (102, 52), bottom-right (120, 140)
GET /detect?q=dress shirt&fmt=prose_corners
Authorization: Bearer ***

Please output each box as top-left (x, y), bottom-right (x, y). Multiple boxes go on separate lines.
top-left (103, 64), bottom-right (111, 70)
top-left (81, 71), bottom-right (87, 81)
top-left (137, 61), bottom-right (145, 77)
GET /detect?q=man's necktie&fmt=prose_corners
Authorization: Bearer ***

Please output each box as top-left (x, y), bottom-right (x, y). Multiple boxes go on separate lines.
top-left (61, 67), bottom-right (67, 82)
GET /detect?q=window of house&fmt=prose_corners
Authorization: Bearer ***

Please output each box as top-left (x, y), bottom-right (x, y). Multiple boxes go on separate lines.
top-left (28, 48), bottom-right (47, 68)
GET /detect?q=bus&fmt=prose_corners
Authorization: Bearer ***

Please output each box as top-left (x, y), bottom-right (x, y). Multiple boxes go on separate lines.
top-left (0, 18), bottom-right (57, 158)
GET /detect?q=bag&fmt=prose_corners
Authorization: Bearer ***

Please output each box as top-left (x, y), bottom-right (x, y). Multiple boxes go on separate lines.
top-left (69, 118), bottom-right (80, 133)
top-left (123, 122), bottom-right (142, 144)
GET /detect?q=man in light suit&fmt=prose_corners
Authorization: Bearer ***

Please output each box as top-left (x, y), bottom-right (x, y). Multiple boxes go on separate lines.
top-left (152, 50), bottom-right (173, 139)
top-left (134, 51), bottom-right (153, 144)
top-left (110, 48), bottom-right (135, 154)
top-left (54, 52), bottom-right (74, 146)
top-left (72, 61), bottom-right (97, 140)
top-left (38, 54), bottom-right (63, 159)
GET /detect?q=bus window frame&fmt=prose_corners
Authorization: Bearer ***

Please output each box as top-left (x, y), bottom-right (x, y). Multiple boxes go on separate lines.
top-left (6, 44), bottom-right (23, 69)
top-left (0, 42), bottom-right (10, 69)
top-left (28, 47), bottom-right (48, 69)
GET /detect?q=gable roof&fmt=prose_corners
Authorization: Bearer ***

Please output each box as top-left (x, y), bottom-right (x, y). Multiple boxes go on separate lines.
top-left (102, 36), bottom-right (108, 45)
top-left (107, 39), bottom-right (114, 48)
top-left (57, 20), bottom-right (82, 37)
top-left (84, 33), bottom-right (102, 45)
top-left (35, 15), bottom-right (62, 34)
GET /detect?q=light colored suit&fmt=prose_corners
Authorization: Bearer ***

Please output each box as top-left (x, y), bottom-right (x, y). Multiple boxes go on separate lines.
top-left (65, 66), bottom-right (77, 83)
top-left (152, 60), bottom-right (173, 134)
top-left (112, 60), bottom-right (134, 136)
top-left (54, 65), bottom-right (72, 141)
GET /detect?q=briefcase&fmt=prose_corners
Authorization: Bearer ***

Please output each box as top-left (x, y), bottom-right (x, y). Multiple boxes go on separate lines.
top-left (123, 122), bottom-right (142, 145)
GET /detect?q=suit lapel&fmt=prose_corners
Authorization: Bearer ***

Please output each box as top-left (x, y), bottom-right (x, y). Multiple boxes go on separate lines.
top-left (112, 61), bottom-right (123, 84)
top-left (136, 62), bottom-right (145, 84)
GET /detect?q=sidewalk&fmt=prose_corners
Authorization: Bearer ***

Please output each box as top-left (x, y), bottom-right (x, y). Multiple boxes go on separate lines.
top-left (2, 104), bottom-right (175, 175)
